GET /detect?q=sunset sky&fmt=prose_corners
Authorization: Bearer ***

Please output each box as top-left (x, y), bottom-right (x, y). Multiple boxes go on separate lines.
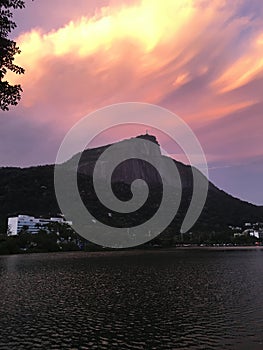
top-left (1, 0), bottom-right (262, 205)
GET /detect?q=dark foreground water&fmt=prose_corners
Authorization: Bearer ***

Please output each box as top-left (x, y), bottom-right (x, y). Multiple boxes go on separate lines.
top-left (0, 249), bottom-right (263, 350)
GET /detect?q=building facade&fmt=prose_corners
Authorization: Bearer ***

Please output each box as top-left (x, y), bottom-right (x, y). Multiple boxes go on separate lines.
top-left (7, 215), bottom-right (72, 236)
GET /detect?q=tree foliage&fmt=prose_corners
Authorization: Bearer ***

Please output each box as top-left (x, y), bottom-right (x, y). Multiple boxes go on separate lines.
top-left (0, 0), bottom-right (25, 111)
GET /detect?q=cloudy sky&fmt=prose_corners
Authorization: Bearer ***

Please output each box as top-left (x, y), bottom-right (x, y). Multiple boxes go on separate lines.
top-left (1, 0), bottom-right (263, 205)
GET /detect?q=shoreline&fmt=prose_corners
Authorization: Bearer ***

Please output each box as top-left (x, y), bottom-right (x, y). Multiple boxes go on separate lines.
top-left (0, 245), bottom-right (263, 257)
top-left (170, 245), bottom-right (263, 251)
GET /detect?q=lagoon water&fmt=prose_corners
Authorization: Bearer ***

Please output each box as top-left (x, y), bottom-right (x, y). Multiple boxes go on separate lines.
top-left (0, 249), bottom-right (263, 349)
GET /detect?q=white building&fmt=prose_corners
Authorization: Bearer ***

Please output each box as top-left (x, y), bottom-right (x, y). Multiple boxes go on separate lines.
top-left (242, 229), bottom-right (259, 239)
top-left (7, 215), bottom-right (72, 236)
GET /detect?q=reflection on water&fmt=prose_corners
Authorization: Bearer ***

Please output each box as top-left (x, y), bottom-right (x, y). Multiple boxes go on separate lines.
top-left (0, 249), bottom-right (263, 349)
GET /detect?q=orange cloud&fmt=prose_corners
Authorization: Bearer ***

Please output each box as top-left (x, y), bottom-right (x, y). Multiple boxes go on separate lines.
top-left (5, 0), bottom-right (263, 165)
top-left (213, 33), bottom-right (263, 93)
top-left (8, 0), bottom-right (234, 93)
top-left (188, 100), bottom-right (258, 123)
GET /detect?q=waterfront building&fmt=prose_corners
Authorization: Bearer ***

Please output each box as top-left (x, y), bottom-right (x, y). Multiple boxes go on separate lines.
top-left (7, 215), bottom-right (72, 236)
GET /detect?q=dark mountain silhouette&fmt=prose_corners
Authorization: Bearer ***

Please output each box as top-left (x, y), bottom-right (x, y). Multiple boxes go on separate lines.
top-left (0, 134), bottom-right (262, 244)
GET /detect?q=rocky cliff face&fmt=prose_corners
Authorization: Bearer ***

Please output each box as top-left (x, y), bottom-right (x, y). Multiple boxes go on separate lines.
top-left (76, 134), bottom-right (195, 188)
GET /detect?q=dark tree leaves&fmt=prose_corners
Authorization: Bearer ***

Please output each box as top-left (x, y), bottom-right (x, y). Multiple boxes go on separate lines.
top-left (0, 0), bottom-right (25, 111)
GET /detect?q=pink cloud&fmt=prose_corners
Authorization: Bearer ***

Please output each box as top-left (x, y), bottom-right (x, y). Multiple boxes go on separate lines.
top-left (3, 0), bottom-right (263, 169)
